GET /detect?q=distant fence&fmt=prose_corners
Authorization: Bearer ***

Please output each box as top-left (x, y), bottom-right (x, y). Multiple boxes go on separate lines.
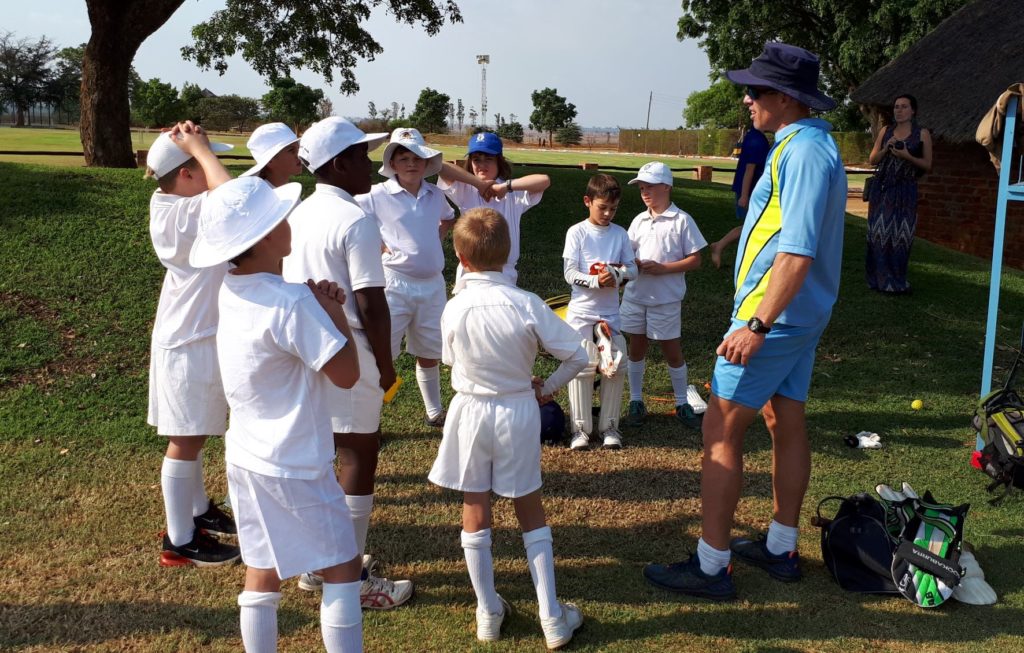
top-left (619, 129), bottom-right (874, 164)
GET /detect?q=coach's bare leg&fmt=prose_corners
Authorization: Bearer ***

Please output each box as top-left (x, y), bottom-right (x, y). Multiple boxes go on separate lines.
top-left (166, 435), bottom-right (207, 460)
top-left (334, 431), bottom-right (380, 496)
top-left (762, 395), bottom-right (810, 528)
top-left (700, 394), bottom-right (759, 550)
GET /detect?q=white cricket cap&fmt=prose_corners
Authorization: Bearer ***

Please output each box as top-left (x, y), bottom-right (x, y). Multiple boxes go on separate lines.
top-left (146, 131), bottom-right (233, 179)
top-left (379, 127), bottom-right (443, 179)
top-left (240, 123), bottom-right (299, 177)
top-left (298, 117), bottom-right (387, 173)
top-left (189, 177), bottom-right (302, 268)
top-left (628, 161), bottom-right (674, 186)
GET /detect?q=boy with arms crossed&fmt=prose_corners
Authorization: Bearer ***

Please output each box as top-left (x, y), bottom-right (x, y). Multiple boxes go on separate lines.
top-left (190, 176), bottom-right (364, 653)
top-left (562, 174), bottom-right (637, 450)
top-left (429, 208), bottom-right (589, 648)
top-left (283, 117), bottom-right (413, 607)
top-left (621, 162), bottom-right (708, 431)
top-left (145, 121), bottom-right (239, 566)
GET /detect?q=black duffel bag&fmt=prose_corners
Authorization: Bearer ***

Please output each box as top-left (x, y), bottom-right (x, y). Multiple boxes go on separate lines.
top-left (814, 493), bottom-right (899, 594)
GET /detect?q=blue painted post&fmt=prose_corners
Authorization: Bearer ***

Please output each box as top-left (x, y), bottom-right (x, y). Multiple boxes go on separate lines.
top-left (979, 96), bottom-right (1019, 448)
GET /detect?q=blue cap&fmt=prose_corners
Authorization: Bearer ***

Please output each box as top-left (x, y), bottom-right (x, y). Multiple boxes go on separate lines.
top-left (467, 131), bottom-right (503, 156)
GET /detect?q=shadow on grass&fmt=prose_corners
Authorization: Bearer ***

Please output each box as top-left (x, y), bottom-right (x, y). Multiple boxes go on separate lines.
top-left (0, 601), bottom-right (309, 648)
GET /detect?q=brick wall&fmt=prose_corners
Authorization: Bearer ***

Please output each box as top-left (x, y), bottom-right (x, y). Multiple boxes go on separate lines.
top-left (916, 139), bottom-right (1024, 268)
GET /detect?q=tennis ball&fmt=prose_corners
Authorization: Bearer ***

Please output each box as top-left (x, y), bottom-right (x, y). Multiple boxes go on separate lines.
top-left (911, 399), bottom-right (923, 410)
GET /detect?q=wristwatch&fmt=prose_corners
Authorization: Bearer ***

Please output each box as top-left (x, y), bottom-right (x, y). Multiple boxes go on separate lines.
top-left (747, 316), bottom-right (771, 334)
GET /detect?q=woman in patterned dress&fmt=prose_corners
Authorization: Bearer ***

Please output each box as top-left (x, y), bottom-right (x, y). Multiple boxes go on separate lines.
top-left (865, 94), bottom-right (933, 294)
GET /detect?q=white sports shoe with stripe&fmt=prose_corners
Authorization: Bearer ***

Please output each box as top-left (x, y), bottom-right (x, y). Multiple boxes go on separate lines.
top-left (686, 384), bottom-right (708, 414)
top-left (360, 573), bottom-right (414, 609)
top-left (297, 554), bottom-right (378, 592)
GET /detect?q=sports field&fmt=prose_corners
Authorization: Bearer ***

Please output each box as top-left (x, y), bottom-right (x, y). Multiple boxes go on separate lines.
top-left (2, 157), bottom-right (1024, 652)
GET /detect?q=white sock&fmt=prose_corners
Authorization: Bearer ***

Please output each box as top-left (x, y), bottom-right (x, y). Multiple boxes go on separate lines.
top-left (321, 581), bottom-right (363, 653)
top-left (346, 494), bottom-right (374, 557)
top-left (523, 526), bottom-right (562, 620)
top-left (162, 456), bottom-right (197, 546)
top-left (627, 359), bottom-right (645, 402)
top-left (238, 591), bottom-right (280, 653)
top-left (697, 537), bottom-right (730, 576)
top-left (416, 363), bottom-right (444, 419)
top-left (668, 363), bottom-right (689, 406)
top-left (192, 451), bottom-right (210, 517)
top-left (765, 520), bottom-right (800, 555)
top-left (461, 529), bottom-right (502, 614)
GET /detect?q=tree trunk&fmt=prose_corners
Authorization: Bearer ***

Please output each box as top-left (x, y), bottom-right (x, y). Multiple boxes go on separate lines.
top-left (80, 0), bottom-right (185, 167)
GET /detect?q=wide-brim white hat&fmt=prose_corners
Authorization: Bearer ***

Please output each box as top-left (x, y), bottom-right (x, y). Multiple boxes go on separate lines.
top-left (240, 122), bottom-right (299, 177)
top-left (627, 161), bottom-right (674, 186)
top-left (299, 117), bottom-right (387, 173)
top-left (379, 127), bottom-right (443, 179)
top-left (190, 177), bottom-right (302, 268)
top-left (147, 131), bottom-right (233, 179)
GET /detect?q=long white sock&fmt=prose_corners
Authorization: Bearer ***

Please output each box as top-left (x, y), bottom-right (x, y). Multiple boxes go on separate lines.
top-left (697, 537), bottom-right (730, 576)
top-left (346, 494), bottom-right (374, 557)
top-left (627, 359), bottom-right (645, 402)
top-left (192, 451), bottom-right (210, 517)
top-left (321, 581), bottom-right (363, 653)
top-left (765, 520), bottom-right (800, 555)
top-left (416, 363), bottom-right (444, 419)
top-left (461, 529), bottom-right (502, 614)
top-left (238, 591), bottom-right (280, 653)
top-left (668, 363), bottom-right (689, 406)
top-left (162, 456), bottom-right (197, 546)
top-left (523, 526), bottom-right (562, 620)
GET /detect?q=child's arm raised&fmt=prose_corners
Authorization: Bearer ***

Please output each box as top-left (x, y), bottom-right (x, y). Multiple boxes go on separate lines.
top-left (174, 121), bottom-right (232, 191)
top-left (438, 162), bottom-right (495, 199)
top-left (637, 250), bottom-right (703, 275)
top-left (306, 279), bottom-right (360, 389)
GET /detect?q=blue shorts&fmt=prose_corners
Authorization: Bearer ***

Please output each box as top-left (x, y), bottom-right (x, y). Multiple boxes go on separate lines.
top-left (711, 318), bottom-right (827, 409)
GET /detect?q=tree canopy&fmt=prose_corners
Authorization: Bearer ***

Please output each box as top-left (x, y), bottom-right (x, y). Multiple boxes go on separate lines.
top-left (677, 0), bottom-right (969, 126)
top-left (131, 78), bottom-right (183, 128)
top-left (555, 122), bottom-right (583, 147)
top-left (683, 80), bottom-right (746, 129)
top-left (529, 87), bottom-right (577, 146)
top-left (0, 32), bottom-right (56, 126)
top-left (409, 87), bottom-right (450, 133)
top-left (261, 77), bottom-right (323, 131)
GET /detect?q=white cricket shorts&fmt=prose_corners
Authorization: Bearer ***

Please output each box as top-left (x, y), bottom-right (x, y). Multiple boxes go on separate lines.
top-left (227, 463), bottom-right (357, 580)
top-left (385, 269), bottom-right (445, 361)
top-left (147, 336), bottom-right (227, 436)
top-left (619, 298), bottom-right (682, 341)
top-left (565, 308), bottom-right (620, 341)
top-left (428, 391), bottom-right (542, 498)
top-left (328, 329), bottom-right (384, 434)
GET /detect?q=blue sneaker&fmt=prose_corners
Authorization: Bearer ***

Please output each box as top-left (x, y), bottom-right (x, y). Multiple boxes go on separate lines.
top-left (623, 400), bottom-right (647, 427)
top-left (642, 554), bottom-right (736, 601)
top-left (675, 404), bottom-right (703, 430)
top-left (730, 536), bottom-right (801, 582)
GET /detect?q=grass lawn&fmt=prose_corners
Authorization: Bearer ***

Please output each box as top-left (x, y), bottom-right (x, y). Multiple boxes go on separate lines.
top-left (2, 160), bottom-right (1024, 652)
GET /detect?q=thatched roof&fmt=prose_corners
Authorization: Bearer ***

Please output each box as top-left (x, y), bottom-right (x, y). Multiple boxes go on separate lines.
top-left (851, 0), bottom-right (1024, 144)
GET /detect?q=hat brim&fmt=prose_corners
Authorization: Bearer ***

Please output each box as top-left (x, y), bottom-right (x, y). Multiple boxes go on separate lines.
top-left (466, 144), bottom-right (502, 156)
top-left (361, 133), bottom-right (389, 152)
top-left (627, 175), bottom-right (672, 186)
top-left (239, 137), bottom-right (299, 178)
top-left (379, 142), bottom-right (444, 179)
top-left (725, 69), bottom-right (837, 112)
top-left (189, 182), bottom-right (303, 268)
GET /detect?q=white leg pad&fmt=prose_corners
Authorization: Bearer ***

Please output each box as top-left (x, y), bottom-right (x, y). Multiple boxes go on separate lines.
top-left (598, 336), bottom-right (627, 432)
top-left (567, 340), bottom-right (598, 434)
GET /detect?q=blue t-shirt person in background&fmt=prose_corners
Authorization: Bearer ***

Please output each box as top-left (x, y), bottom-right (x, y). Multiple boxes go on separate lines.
top-left (711, 127), bottom-right (770, 267)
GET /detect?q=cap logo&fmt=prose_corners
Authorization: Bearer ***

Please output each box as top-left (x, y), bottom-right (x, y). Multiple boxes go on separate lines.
top-left (401, 131), bottom-right (413, 140)
top-left (476, 134), bottom-right (486, 142)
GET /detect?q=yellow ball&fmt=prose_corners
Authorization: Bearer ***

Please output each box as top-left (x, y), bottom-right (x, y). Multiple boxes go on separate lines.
top-left (911, 399), bottom-right (923, 410)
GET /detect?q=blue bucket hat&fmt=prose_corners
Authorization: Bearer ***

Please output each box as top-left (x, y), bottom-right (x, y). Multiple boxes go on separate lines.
top-left (725, 42), bottom-right (836, 112)
top-left (467, 131), bottom-right (503, 156)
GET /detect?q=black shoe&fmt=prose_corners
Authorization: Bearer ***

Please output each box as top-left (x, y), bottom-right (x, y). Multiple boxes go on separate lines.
top-left (675, 404), bottom-right (703, 431)
top-left (643, 554), bottom-right (736, 601)
top-left (424, 411), bottom-right (446, 428)
top-left (730, 536), bottom-right (801, 582)
top-left (193, 500), bottom-right (236, 536)
top-left (160, 530), bottom-right (240, 568)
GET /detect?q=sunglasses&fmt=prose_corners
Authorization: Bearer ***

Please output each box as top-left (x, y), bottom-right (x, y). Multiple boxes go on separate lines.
top-left (746, 86), bottom-right (780, 100)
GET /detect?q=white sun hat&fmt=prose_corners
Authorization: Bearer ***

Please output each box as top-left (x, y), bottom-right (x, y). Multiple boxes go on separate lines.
top-left (627, 161), bottom-right (674, 186)
top-left (189, 177), bottom-right (302, 268)
top-left (146, 131), bottom-right (233, 179)
top-left (298, 117), bottom-right (387, 173)
top-left (379, 127), bottom-right (443, 179)
top-left (240, 123), bottom-right (300, 177)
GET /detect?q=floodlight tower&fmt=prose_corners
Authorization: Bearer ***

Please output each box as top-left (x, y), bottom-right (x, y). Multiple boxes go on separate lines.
top-left (477, 55), bottom-right (490, 128)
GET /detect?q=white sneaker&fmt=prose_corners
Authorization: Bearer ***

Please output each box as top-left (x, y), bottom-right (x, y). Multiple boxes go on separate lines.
top-left (360, 573), bottom-right (414, 609)
top-left (476, 594), bottom-right (511, 642)
top-left (569, 431), bottom-right (590, 450)
top-left (297, 554), bottom-right (378, 592)
top-left (601, 428), bottom-right (622, 450)
top-left (541, 601), bottom-right (583, 649)
top-left (686, 384), bottom-right (708, 414)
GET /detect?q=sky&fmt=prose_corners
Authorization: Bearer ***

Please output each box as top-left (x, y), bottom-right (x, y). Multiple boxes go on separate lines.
top-left (15, 1), bottom-right (714, 129)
